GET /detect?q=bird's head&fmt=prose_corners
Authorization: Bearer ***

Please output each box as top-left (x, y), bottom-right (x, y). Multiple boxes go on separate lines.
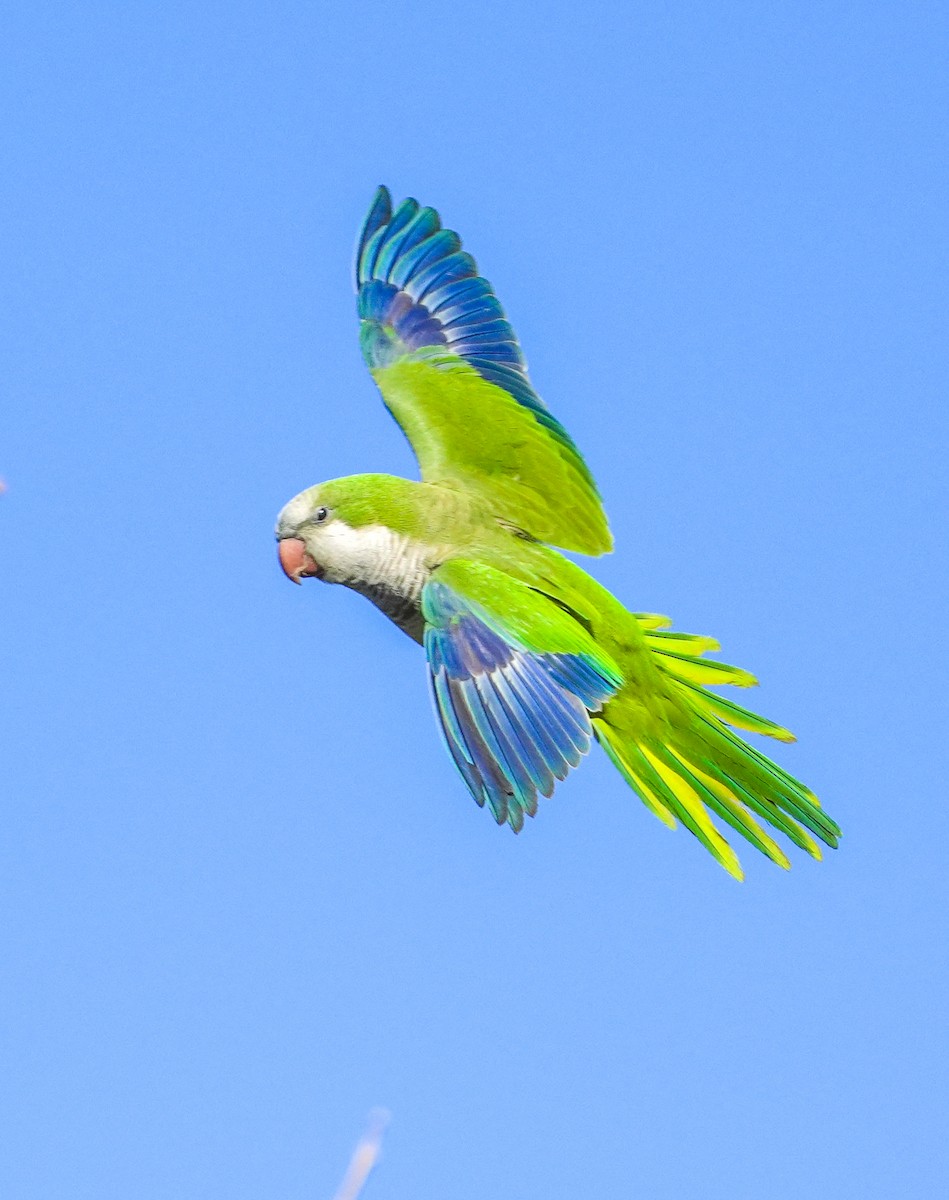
top-left (275, 485), bottom-right (335, 584)
top-left (274, 474), bottom-right (419, 586)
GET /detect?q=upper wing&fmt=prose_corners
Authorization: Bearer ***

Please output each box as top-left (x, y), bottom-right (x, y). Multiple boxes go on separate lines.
top-left (355, 187), bottom-right (612, 556)
top-left (422, 560), bottom-right (623, 831)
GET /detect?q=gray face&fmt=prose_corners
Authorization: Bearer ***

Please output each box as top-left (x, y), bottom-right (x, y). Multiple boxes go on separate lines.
top-left (276, 486), bottom-right (421, 589)
top-left (275, 487), bottom-right (324, 540)
top-left (275, 487), bottom-right (331, 583)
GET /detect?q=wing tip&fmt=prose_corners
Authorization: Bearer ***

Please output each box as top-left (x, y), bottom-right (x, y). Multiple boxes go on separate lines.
top-left (355, 185), bottom-right (394, 286)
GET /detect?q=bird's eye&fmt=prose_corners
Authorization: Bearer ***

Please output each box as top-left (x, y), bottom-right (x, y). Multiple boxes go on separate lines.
top-left (315, 506), bottom-right (328, 523)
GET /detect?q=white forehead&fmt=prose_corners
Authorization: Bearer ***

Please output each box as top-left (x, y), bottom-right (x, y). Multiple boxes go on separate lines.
top-left (275, 489), bottom-right (319, 536)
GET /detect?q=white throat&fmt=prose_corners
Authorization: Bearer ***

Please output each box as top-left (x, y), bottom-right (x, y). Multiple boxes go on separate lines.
top-left (313, 522), bottom-right (431, 641)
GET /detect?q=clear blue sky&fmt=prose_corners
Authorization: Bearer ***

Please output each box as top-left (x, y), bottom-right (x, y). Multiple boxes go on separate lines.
top-left (2, 3), bottom-right (946, 1197)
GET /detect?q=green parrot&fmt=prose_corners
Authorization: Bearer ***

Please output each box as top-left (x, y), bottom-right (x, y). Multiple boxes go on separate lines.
top-left (276, 186), bottom-right (839, 879)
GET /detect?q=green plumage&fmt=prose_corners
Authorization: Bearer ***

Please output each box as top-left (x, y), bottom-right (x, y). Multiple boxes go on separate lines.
top-left (275, 187), bottom-right (841, 879)
top-left (371, 358), bottom-right (612, 555)
top-left (459, 517), bottom-right (839, 879)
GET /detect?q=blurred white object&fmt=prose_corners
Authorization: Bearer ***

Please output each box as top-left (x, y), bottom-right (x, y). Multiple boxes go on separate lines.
top-left (331, 1109), bottom-right (391, 1200)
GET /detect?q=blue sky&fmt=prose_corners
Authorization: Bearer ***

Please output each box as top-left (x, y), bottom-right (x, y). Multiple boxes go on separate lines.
top-left (2, 2), bottom-right (947, 1197)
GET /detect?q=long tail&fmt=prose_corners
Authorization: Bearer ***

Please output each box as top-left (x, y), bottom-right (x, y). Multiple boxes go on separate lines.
top-left (593, 613), bottom-right (840, 880)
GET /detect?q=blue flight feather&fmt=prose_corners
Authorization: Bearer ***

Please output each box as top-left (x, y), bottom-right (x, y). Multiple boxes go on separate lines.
top-left (460, 677), bottom-right (536, 821)
top-left (493, 666), bottom-right (572, 783)
top-left (355, 186), bottom-right (591, 481)
top-left (490, 673), bottom-right (557, 797)
top-left (422, 578), bottom-right (619, 830)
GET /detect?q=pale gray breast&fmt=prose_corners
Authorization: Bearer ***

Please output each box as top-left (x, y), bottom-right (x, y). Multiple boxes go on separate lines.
top-left (338, 524), bottom-right (432, 643)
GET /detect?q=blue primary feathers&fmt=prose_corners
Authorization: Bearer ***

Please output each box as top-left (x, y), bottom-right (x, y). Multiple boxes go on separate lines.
top-left (356, 185), bottom-right (594, 484)
top-left (422, 579), bottom-right (620, 831)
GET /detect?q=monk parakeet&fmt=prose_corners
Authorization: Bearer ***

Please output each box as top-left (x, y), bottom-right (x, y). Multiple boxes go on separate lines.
top-left (276, 187), bottom-right (839, 879)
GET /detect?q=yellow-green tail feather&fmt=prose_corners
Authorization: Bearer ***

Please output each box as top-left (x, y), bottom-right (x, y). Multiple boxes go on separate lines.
top-left (594, 614), bottom-right (839, 877)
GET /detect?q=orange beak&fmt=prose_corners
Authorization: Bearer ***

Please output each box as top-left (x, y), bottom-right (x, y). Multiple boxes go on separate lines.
top-left (278, 537), bottom-right (321, 584)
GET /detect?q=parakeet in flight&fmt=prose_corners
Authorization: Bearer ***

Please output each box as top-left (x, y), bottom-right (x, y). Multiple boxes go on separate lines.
top-left (276, 187), bottom-right (840, 879)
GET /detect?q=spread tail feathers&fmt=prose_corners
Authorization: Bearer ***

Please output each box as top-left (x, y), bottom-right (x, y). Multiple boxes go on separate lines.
top-left (594, 614), bottom-right (840, 880)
